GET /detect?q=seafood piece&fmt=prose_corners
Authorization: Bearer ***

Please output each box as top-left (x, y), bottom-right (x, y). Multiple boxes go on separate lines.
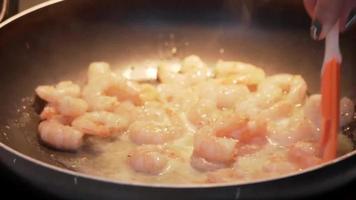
top-left (267, 111), bottom-right (318, 147)
top-left (190, 155), bottom-right (226, 172)
top-left (215, 60), bottom-right (265, 86)
top-left (105, 80), bottom-right (142, 105)
top-left (72, 111), bottom-right (129, 137)
top-left (36, 81), bottom-right (80, 102)
top-left (255, 82), bottom-right (283, 108)
top-left (256, 101), bottom-right (294, 123)
top-left (181, 55), bottom-right (212, 84)
top-left (304, 95), bottom-right (355, 128)
top-left (215, 116), bottom-right (267, 145)
top-left (194, 80), bottom-right (250, 109)
top-left (40, 105), bottom-right (58, 120)
top-left (288, 141), bottom-right (321, 169)
top-left (83, 62), bottom-right (141, 111)
top-left (304, 94), bottom-right (322, 129)
top-left (234, 95), bottom-right (260, 120)
top-left (137, 102), bottom-right (171, 123)
top-left (216, 84), bottom-right (250, 109)
top-left (157, 61), bottom-right (184, 84)
top-left (33, 55), bottom-right (356, 184)
top-left (191, 129), bottom-right (237, 171)
top-left (158, 55), bottom-right (212, 85)
top-left (113, 101), bottom-right (138, 124)
top-left (128, 120), bottom-right (182, 145)
top-left (56, 96), bottom-right (88, 117)
top-left (181, 55), bottom-right (206, 71)
top-left (128, 145), bottom-right (168, 175)
top-left (187, 99), bottom-right (224, 128)
top-left (38, 119), bottom-right (83, 151)
top-left (257, 74), bottom-right (307, 106)
top-left (157, 83), bottom-right (199, 113)
top-left (128, 102), bottom-right (184, 144)
top-left (340, 97), bottom-right (355, 127)
top-left (139, 84), bottom-right (160, 102)
top-left (36, 82), bottom-right (88, 117)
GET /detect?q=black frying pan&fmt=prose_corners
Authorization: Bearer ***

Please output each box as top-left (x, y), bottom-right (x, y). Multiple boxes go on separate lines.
top-left (0, 0), bottom-right (356, 199)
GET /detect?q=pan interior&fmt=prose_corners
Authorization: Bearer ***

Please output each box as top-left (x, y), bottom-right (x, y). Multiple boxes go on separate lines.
top-left (0, 0), bottom-right (355, 185)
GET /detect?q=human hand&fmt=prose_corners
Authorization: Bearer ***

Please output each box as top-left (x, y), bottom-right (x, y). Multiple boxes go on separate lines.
top-left (303, 0), bottom-right (356, 40)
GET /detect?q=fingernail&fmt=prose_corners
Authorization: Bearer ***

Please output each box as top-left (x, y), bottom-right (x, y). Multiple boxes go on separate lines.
top-left (310, 20), bottom-right (322, 40)
top-left (345, 9), bottom-right (356, 31)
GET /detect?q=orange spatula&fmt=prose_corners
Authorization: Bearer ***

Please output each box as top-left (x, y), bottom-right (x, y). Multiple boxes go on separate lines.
top-left (320, 22), bottom-right (342, 162)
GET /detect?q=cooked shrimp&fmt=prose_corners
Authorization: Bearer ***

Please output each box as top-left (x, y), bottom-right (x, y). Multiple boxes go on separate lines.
top-left (113, 101), bottom-right (138, 124)
top-left (82, 85), bottom-right (118, 111)
top-left (235, 90), bottom-right (292, 121)
top-left (72, 111), bottom-right (129, 137)
top-left (215, 60), bottom-right (265, 86)
top-left (56, 96), bottom-right (88, 117)
top-left (187, 99), bottom-right (223, 127)
top-left (288, 141), bottom-right (321, 169)
top-left (180, 55), bottom-right (212, 84)
top-left (215, 116), bottom-right (267, 145)
top-left (128, 120), bottom-right (182, 145)
top-left (40, 105), bottom-right (73, 125)
top-left (256, 100), bottom-right (294, 123)
top-left (157, 83), bottom-right (199, 113)
top-left (139, 84), bottom-right (160, 102)
top-left (137, 102), bottom-right (172, 123)
top-left (255, 82), bottom-right (283, 109)
top-left (34, 55), bottom-right (355, 184)
top-left (83, 62), bottom-right (141, 111)
top-left (38, 119), bottom-right (83, 151)
top-left (157, 61), bottom-right (184, 84)
top-left (287, 75), bottom-right (308, 104)
top-left (191, 129), bottom-right (237, 171)
top-left (267, 111), bottom-right (318, 147)
top-left (158, 55), bottom-right (212, 85)
top-left (194, 80), bottom-right (250, 110)
top-left (36, 81), bottom-right (88, 117)
top-left (216, 84), bottom-right (250, 109)
top-left (257, 74), bottom-right (307, 106)
top-left (190, 155), bottom-right (226, 172)
top-left (36, 81), bottom-right (80, 102)
top-left (105, 80), bottom-right (142, 105)
top-left (304, 95), bottom-right (354, 128)
top-left (181, 55), bottom-right (206, 71)
top-left (189, 81), bottom-right (247, 126)
top-left (128, 145), bottom-right (168, 175)
top-left (234, 96), bottom-right (260, 120)
top-left (340, 97), bottom-right (355, 127)
top-left (304, 94), bottom-right (321, 129)
top-left (82, 62), bottom-right (118, 111)
top-left (40, 105), bottom-right (58, 120)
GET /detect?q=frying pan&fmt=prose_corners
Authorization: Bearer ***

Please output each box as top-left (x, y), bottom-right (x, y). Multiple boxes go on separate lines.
top-left (0, 0), bottom-right (355, 199)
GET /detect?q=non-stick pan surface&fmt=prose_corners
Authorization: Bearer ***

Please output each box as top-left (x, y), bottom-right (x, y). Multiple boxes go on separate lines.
top-left (0, 0), bottom-right (355, 199)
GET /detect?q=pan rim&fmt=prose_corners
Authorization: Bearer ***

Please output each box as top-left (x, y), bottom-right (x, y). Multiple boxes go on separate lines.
top-left (0, 0), bottom-right (63, 29)
top-left (2, 141), bottom-right (356, 188)
top-left (0, 0), bottom-right (355, 189)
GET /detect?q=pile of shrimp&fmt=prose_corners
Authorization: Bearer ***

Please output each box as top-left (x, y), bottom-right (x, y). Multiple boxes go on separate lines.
top-left (35, 55), bottom-right (355, 184)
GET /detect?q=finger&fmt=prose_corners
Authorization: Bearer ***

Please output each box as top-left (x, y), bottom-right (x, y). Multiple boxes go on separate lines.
top-left (339, 0), bottom-right (356, 31)
top-left (311, 0), bottom-right (345, 40)
top-left (303, 0), bottom-right (317, 18)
